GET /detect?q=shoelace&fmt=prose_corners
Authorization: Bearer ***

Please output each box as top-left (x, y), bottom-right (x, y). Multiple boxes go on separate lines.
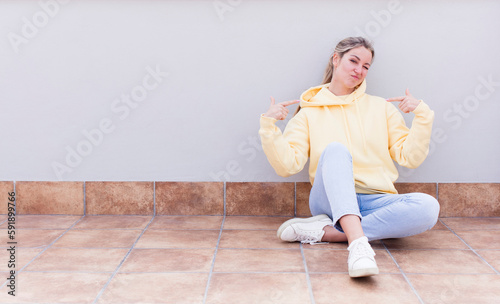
top-left (348, 240), bottom-right (376, 262)
top-left (295, 231), bottom-right (329, 245)
top-left (295, 231), bottom-right (323, 244)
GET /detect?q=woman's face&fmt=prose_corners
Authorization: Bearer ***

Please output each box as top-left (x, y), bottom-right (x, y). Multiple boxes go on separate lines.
top-left (332, 46), bottom-right (373, 91)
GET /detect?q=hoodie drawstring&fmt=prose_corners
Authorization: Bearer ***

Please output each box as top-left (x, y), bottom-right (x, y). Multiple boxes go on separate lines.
top-left (354, 100), bottom-right (368, 152)
top-left (340, 99), bottom-right (367, 153)
top-left (340, 105), bottom-right (353, 152)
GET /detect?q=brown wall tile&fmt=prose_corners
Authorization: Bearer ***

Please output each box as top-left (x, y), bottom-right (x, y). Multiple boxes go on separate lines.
top-left (155, 182), bottom-right (223, 215)
top-left (296, 182), bottom-right (312, 217)
top-left (226, 182), bottom-right (294, 216)
top-left (16, 181), bottom-right (83, 215)
top-left (0, 181), bottom-right (14, 214)
top-left (438, 183), bottom-right (500, 217)
top-left (395, 183), bottom-right (437, 198)
top-left (86, 182), bottom-right (153, 215)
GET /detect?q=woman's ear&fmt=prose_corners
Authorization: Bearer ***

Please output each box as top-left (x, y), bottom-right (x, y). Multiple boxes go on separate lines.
top-left (332, 53), bottom-right (340, 69)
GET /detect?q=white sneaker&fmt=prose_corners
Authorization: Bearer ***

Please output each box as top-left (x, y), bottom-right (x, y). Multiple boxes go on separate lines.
top-left (277, 214), bottom-right (333, 244)
top-left (347, 236), bottom-right (379, 277)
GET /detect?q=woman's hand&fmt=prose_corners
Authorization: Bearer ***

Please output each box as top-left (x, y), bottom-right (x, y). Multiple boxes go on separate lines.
top-left (386, 89), bottom-right (421, 113)
top-left (264, 97), bottom-right (300, 120)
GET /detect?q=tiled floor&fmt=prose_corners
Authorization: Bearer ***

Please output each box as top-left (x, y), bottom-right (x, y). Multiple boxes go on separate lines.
top-left (0, 215), bottom-right (499, 304)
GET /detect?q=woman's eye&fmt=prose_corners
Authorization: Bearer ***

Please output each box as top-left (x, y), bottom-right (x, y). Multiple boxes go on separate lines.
top-left (363, 66), bottom-right (369, 70)
top-left (350, 59), bottom-right (357, 63)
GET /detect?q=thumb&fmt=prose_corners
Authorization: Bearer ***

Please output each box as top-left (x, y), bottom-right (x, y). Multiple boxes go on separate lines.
top-left (270, 96), bottom-right (275, 106)
top-left (405, 88), bottom-right (410, 96)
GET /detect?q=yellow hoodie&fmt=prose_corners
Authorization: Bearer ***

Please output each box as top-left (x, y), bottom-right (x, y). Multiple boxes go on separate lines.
top-left (258, 80), bottom-right (434, 194)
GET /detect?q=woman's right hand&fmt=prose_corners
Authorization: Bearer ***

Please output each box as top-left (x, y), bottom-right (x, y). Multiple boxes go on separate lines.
top-left (263, 97), bottom-right (300, 120)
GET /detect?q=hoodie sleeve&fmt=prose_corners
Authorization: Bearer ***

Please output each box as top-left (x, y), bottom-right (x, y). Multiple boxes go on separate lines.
top-left (258, 111), bottom-right (310, 177)
top-left (387, 101), bottom-right (434, 168)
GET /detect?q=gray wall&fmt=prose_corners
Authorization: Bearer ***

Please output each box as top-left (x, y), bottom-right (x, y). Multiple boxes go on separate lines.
top-left (1, 0), bottom-right (499, 182)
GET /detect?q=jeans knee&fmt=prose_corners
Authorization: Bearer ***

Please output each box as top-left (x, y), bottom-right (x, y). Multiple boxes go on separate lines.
top-left (409, 193), bottom-right (440, 228)
top-left (322, 142), bottom-right (351, 159)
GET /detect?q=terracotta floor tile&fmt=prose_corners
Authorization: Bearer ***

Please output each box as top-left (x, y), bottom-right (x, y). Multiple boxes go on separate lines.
top-left (0, 215), bottom-right (81, 229)
top-left (73, 215), bottom-right (152, 229)
top-left (433, 220), bottom-right (449, 230)
top-left (135, 230), bottom-right (219, 248)
top-left (368, 240), bottom-right (387, 249)
top-left (97, 273), bottom-right (208, 304)
top-left (206, 273), bottom-right (311, 304)
top-left (310, 273), bottom-right (420, 304)
top-left (382, 230), bottom-right (468, 249)
top-left (304, 249), bottom-right (399, 273)
top-left (390, 250), bottom-right (495, 274)
top-left (303, 249), bottom-right (347, 273)
top-left (25, 248), bottom-right (128, 272)
top-left (219, 230), bottom-right (299, 249)
top-left (408, 274), bottom-right (500, 304)
top-left (476, 250), bottom-right (500, 272)
top-left (0, 248), bottom-right (43, 272)
top-left (441, 217), bottom-right (500, 231)
top-left (148, 215), bottom-right (223, 230)
top-left (0, 229), bottom-right (63, 248)
top-left (52, 230), bottom-right (141, 248)
top-left (0, 272), bottom-right (110, 303)
top-left (455, 230), bottom-right (500, 249)
top-left (119, 248), bottom-right (214, 272)
top-left (214, 249), bottom-right (303, 272)
top-left (223, 216), bottom-right (292, 230)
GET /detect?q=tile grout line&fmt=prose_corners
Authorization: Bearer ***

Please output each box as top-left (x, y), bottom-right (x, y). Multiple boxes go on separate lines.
top-left (381, 241), bottom-right (425, 304)
top-left (223, 181), bottom-right (226, 217)
top-left (294, 182), bottom-right (297, 217)
top-left (202, 214), bottom-right (226, 304)
top-left (300, 243), bottom-right (316, 304)
top-left (0, 214), bottom-right (87, 289)
top-left (92, 215), bottom-right (156, 304)
top-left (436, 182), bottom-right (439, 201)
top-left (440, 220), bottom-right (500, 275)
top-left (83, 181), bottom-right (86, 216)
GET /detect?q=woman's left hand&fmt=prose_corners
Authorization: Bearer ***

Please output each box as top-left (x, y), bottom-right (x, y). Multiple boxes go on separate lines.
top-left (386, 89), bottom-right (421, 113)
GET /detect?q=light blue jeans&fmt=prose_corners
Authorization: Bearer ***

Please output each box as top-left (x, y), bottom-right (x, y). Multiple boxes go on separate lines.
top-left (309, 142), bottom-right (440, 241)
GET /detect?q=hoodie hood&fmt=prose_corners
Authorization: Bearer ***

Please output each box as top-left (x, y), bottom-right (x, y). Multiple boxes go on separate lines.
top-left (299, 80), bottom-right (368, 153)
top-left (299, 79), bottom-right (366, 107)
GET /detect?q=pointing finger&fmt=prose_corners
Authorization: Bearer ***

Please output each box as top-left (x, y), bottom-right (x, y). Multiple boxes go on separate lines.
top-left (270, 96), bottom-right (276, 106)
top-left (386, 96), bottom-right (406, 102)
top-left (280, 100), bottom-right (300, 107)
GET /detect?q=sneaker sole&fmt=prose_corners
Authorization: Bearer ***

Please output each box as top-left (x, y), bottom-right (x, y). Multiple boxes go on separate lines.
top-left (349, 267), bottom-right (379, 278)
top-left (276, 214), bottom-right (331, 240)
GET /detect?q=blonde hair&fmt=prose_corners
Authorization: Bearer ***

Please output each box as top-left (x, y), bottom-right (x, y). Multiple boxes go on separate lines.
top-left (294, 37), bottom-right (375, 115)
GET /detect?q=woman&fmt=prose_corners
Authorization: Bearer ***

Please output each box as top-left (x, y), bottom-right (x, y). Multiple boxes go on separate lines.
top-left (259, 37), bottom-right (439, 278)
